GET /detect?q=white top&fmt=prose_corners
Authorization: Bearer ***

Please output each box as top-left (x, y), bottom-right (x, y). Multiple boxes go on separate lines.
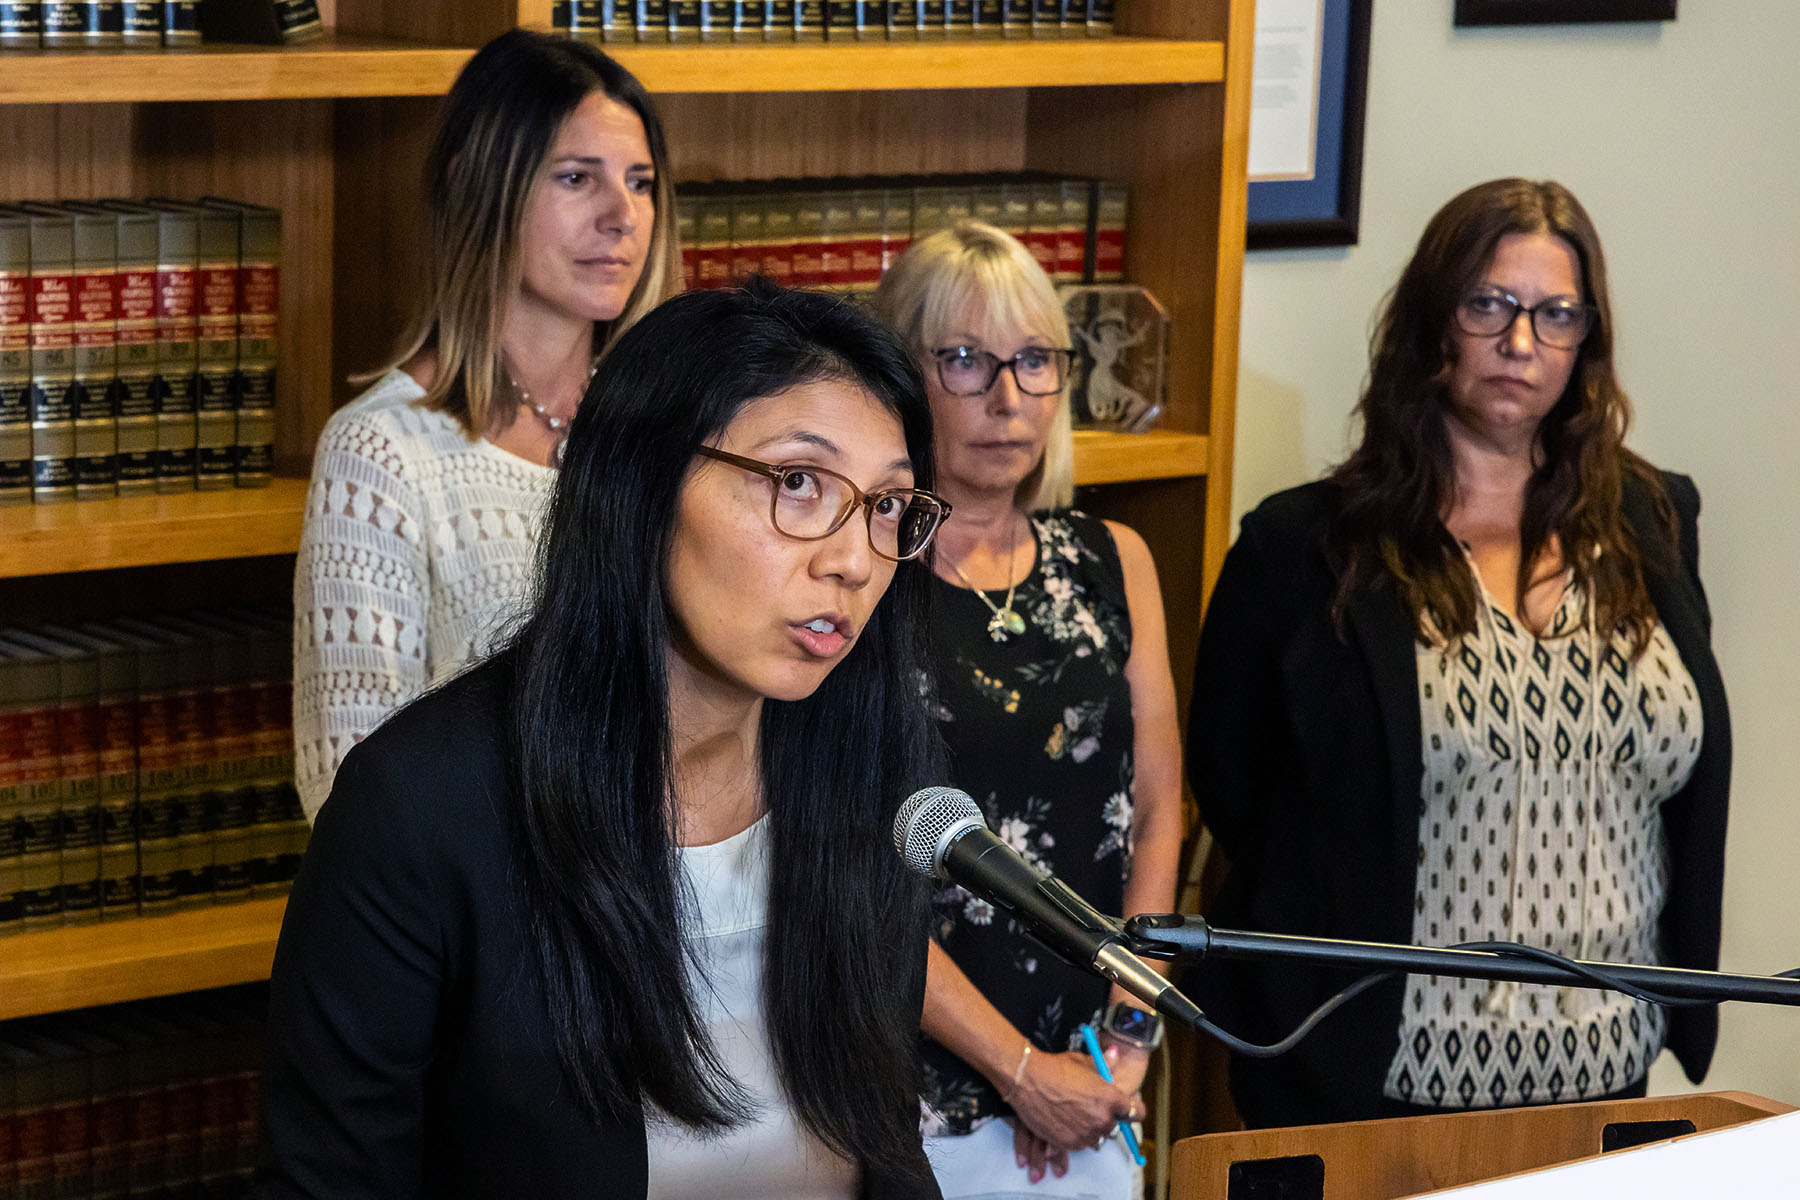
top-left (291, 369), bottom-right (556, 821)
top-left (645, 816), bottom-right (860, 1200)
top-left (1386, 576), bottom-right (1703, 1109)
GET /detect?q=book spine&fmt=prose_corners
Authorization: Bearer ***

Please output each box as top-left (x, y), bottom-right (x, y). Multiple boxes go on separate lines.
top-left (600, 0), bottom-right (634, 41)
top-left (68, 213), bottom-right (120, 501)
top-left (231, 212), bottom-right (278, 489)
top-left (819, 189), bottom-right (855, 289)
top-left (46, 647), bottom-right (103, 927)
top-left (791, 190), bottom-right (827, 289)
top-left (911, 183), bottom-right (948, 240)
top-left (152, 215), bottom-right (198, 493)
top-left (943, 0), bottom-right (969, 38)
top-left (886, 0), bottom-right (918, 39)
top-left (119, 0), bottom-right (157, 46)
top-left (821, 0), bottom-right (855, 39)
top-left (758, 192), bottom-right (795, 287)
top-left (0, 214), bottom-right (29, 507)
top-left (727, 192), bottom-right (765, 287)
top-left (674, 193), bottom-right (698, 293)
top-left (111, 215), bottom-right (158, 497)
top-left (83, 0), bottom-right (123, 45)
top-left (27, 213), bottom-right (77, 505)
top-left (763, 0), bottom-right (793, 40)
top-left (729, 0), bottom-right (753, 41)
top-left (794, 0), bottom-right (822, 41)
top-left (273, 0), bottom-right (322, 42)
top-left (41, 0), bottom-right (80, 45)
top-left (693, 196), bottom-right (733, 290)
top-left (1085, 0), bottom-right (1108, 37)
top-left (8, 651), bottom-right (65, 930)
top-left (634, 0), bottom-right (667, 41)
top-left (1032, 0), bottom-right (1059, 36)
top-left (848, 189), bottom-right (885, 295)
top-left (916, 0), bottom-right (943, 37)
top-left (972, 0), bottom-right (1003, 37)
top-left (558, 0), bottom-right (602, 41)
top-left (668, 0), bottom-right (699, 41)
top-left (160, 0), bottom-right (194, 44)
top-left (0, 1), bottom-right (45, 48)
top-left (89, 646), bottom-right (139, 920)
top-left (193, 212), bottom-right (239, 492)
top-left (879, 185), bottom-right (913, 277)
top-left (701, 0), bottom-right (731, 40)
top-left (1025, 178), bottom-right (1062, 282)
top-left (998, 177), bottom-right (1031, 241)
top-left (1094, 179), bottom-right (1127, 282)
top-left (0, 663), bottom-right (27, 934)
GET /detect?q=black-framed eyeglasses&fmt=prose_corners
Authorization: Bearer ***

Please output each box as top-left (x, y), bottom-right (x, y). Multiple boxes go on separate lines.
top-left (696, 447), bottom-right (952, 563)
top-left (1454, 286), bottom-right (1596, 350)
top-left (931, 345), bottom-right (1075, 397)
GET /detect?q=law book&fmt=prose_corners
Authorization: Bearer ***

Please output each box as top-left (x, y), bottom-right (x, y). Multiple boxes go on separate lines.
top-left (40, 0), bottom-right (80, 46)
top-left (47, 624), bottom-right (138, 920)
top-left (699, 0), bottom-right (732, 40)
top-left (1000, 0), bottom-right (1031, 37)
top-left (143, 201), bottom-right (237, 491)
top-left (161, 0), bottom-right (194, 43)
top-left (196, 0), bottom-right (322, 43)
top-left (2, 1027), bottom-right (92, 1197)
top-left (163, 610), bottom-right (258, 903)
top-left (916, 0), bottom-right (943, 38)
top-left (0, 208), bottom-right (29, 508)
top-left (879, 185), bottom-right (914, 276)
top-left (886, 0), bottom-right (918, 39)
top-left (633, 0), bottom-right (667, 40)
top-left (1092, 178), bottom-right (1127, 282)
top-left (48, 1019), bottom-right (129, 1199)
top-left (1, 630), bottom-right (103, 927)
top-left (943, 0), bottom-right (969, 38)
top-left (83, 0), bottom-right (123, 44)
top-left (0, 639), bottom-right (64, 930)
top-left (998, 177), bottom-right (1032, 244)
top-left (105, 1005), bottom-right (198, 1189)
top-left (668, 0), bottom-right (699, 41)
top-left (1034, 0), bottom-right (1064, 37)
top-left (848, 188), bottom-right (885, 294)
top-left (65, 202), bottom-right (156, 497)
top-left (185, 990), bottom-right (262, 1182)
top-left (693, 193), bottom-right (732, 290)
top-left (819, 189), bottom-right (855, 290)
top-left (119, 0), bottom-right (156, 46)
top-left (551, 0), bottom-right (601, 42)
top-left (1025, 177), bottom-right (1062, 282)
top-left (221, 605), bottom-right (303, 891)
top-left (727, 191), bottom-right (765, 287)
top-left (763, 0), bottom-right (794, 41)
top-left (910, 183), bottom-right (948, 240)
top-left (674, 193), bottom-right (699, 292)
top-left (0, 0), bottom-right (43, 48)
top-left (89, 620), bottom-right (176, 916)
top-left (0, 640), bottom-right (29, 934)
top-left (199, 197), bottom-right (279, 488)
top-left (972, 0), bottom-right (1003, 37)
top-left (119, 616), bottom-right (215, 910)
top-left (730, 0), bottom-right (757, 41)
top-left (794, 0), bottom-right (822, 41)
top-left (1085, 0), bottom-right (1109, 37)
top-left (757, 188), bottom-right (796, 287)
top-left (822, 0), bottom-right (870, 39)
top-left (102, 202), bottom-right (198, 493)
top-left (791, 189), bottom-right (828, 289)
top-left (968, 179), bottom-right (1003, 230)
top-left (10, 206), bottom-right (77, 504)
top-left (599, 0), bottom-right (633, 41)
top-left (1056, 175), bottom-right (1088, 285)
top-left (50, 204), bottom-right (121, 499)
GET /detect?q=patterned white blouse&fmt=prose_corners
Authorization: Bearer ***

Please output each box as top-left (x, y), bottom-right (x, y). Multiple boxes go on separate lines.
top-left (292, 369), bottom-right (555, 821)
top-left (1385, 572), bottom-right (1702, 1109)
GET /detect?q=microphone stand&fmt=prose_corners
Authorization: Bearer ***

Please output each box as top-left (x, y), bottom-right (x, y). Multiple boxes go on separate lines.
top-left (1122, 913), bottom-right (1800, 1014)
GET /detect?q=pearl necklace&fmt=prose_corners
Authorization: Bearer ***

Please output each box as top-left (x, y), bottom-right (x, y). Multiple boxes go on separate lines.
top-left (508, 359), bottom-right (598, 467)
top-left (948, 516), bottom-right (1028, 643)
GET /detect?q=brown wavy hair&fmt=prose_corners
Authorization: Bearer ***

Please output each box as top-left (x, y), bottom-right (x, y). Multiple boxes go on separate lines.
top-left (1328, 178), bottom-right (1671, 653)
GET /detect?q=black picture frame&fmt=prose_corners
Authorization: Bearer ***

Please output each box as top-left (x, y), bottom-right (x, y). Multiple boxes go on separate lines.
top-left (1454, 0), bottom-right (1676, 26)
top-left (1246, 0), bottom-right (1373, 251)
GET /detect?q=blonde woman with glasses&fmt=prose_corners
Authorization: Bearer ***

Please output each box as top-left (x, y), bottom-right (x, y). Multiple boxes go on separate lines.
top-left (293, 30), bottom-right (682, 822)
top-left (874, 223), bottom-right (1183, 1194)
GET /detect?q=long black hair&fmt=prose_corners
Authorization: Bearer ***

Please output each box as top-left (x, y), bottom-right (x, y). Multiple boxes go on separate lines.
top-left (507, 278), bottom-right (940, 1181)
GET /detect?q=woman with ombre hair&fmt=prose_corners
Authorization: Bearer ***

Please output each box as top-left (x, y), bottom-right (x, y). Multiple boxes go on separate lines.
top-left (292, 29), bottom-right (682, 822)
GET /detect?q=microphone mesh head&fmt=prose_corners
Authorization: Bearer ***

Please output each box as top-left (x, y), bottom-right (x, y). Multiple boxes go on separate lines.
top-left (893, 786), bottom-right (984, 878)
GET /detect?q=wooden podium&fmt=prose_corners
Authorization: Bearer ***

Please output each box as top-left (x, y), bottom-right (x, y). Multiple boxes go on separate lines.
top-left (1169, 1091), bottom-right (1793, 1199)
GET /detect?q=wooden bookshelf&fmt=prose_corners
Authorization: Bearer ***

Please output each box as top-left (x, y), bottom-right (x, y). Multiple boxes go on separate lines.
top-left (0, 35), bottom-right (1222, 105)
top-left (1073, 430), bottom-right (1209, 486)
top-left (0, 478), bottom-right (309, 579)
top-left (0, 898), bottom-right (287, 1021)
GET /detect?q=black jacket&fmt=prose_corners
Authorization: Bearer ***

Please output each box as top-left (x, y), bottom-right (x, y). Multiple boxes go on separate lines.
top-left (1186, 471), bottom-right (1730, 1128)
top-left (257, 658), bottom-right (940, 1199)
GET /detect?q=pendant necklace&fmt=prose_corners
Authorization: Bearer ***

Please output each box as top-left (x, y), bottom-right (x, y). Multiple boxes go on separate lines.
top-left (508, 358), bottom-right (598, 467)
top-left (949, 516), bottom-right (1029, 643)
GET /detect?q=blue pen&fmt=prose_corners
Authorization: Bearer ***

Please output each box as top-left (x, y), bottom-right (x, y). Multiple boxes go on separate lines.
top-left (1077, 1023), bottom-right (1146, 1167)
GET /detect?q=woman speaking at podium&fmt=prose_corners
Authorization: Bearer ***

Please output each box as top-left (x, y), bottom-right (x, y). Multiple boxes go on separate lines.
top-left (1189, 179), bottom-right (1730, 1128)
top-left (260, 281), bottom-right (951, 1198)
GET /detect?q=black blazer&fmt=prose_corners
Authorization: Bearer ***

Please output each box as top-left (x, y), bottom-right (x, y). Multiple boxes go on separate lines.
top-left (257, 658), bottom-right (940, 1199)
top-left (1186, 471), bottom-right (1730, 1128)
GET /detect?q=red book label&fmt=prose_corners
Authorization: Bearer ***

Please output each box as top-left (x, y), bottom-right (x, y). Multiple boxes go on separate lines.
top-left (56, 701), bottom-right (102, 776)
top-left (850, 239), bottom-right (884, 286)
top-left (696, 247), bottom-right (732, 288)
top-left (73, 269), bottom-right (118, 328)
top-left (1094, 228), bottom-right (1124, 279)
top-left (156, 265), bottom-right (198, 332)
top-left (197, 264), bottom-right (238, 336)
top-left (792, 244), bottom-right (826, 286)
top-left (97, 698), bottom-right (137, 773)
top-left (819, 241), bottom-right (852, 286)
top-left (1025, 230), bottom-right (1057, 277)
top-left (680, 245), bottom-right (698, 291)
top-left (0, 271), bottom-right (27, 351)
top-left (168, 691), bottom-right (208, 768)
top-left (0, 711), bottom-right (22, 787)
top-left (239, 264), bottom-right (278, 337)
top-left (1056, 230), bottom-right (1085, 279)
top-left (759, 246), bottom-right (794, 285)
top-left (729, 246), bottom-right (761, 282)
top-left (881, 236), bottom-right (912, 276)
top-left (116, 268), bottom-right (157, 345)
top-left (136, 695), bottom-right (176, 771)
top-left (29, 274), bottom-right (74, 348)
top-left (16, 708), bottom-right (58, 783)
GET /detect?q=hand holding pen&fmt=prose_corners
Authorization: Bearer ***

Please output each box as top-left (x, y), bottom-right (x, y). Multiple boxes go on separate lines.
top-left (1078, 1023), bottom-right (1147, 1166)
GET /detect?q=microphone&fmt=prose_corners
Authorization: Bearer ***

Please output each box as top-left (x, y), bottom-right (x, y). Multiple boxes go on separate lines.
top-left (894, 786), bottom-right (1202, 1029)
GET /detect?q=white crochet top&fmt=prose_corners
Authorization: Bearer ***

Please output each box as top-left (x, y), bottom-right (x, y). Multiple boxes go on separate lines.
top-left (292, 369), bottom-right (555, 821)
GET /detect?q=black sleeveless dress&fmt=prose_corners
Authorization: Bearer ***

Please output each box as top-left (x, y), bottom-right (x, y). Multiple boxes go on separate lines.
top-left (921, 510), bottom-right (1137, 1135)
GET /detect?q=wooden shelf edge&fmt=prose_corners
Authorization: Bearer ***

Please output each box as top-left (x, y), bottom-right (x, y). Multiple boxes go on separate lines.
top-left (0, 35), bottom-right (1223, 104)
top-left (0, 896), bottom-right (287, 1020)
top-left (1073, 429), bottom-right (1209, 486)
top-left (0, 477), bottom-right (308, 578)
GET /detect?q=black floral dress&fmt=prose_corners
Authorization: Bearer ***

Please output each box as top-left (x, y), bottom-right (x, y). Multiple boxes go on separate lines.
top-left (921, 510), bottom-right (1136, 1136)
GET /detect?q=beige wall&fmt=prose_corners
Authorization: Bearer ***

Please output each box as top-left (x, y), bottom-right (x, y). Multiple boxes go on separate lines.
top-left (1232, 3), bottom-right (1800, 1103)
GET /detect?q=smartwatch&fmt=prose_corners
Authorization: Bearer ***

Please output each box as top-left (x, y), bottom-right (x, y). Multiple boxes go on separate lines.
top-left (1102, 1000), bottom-right (1164, 1051)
